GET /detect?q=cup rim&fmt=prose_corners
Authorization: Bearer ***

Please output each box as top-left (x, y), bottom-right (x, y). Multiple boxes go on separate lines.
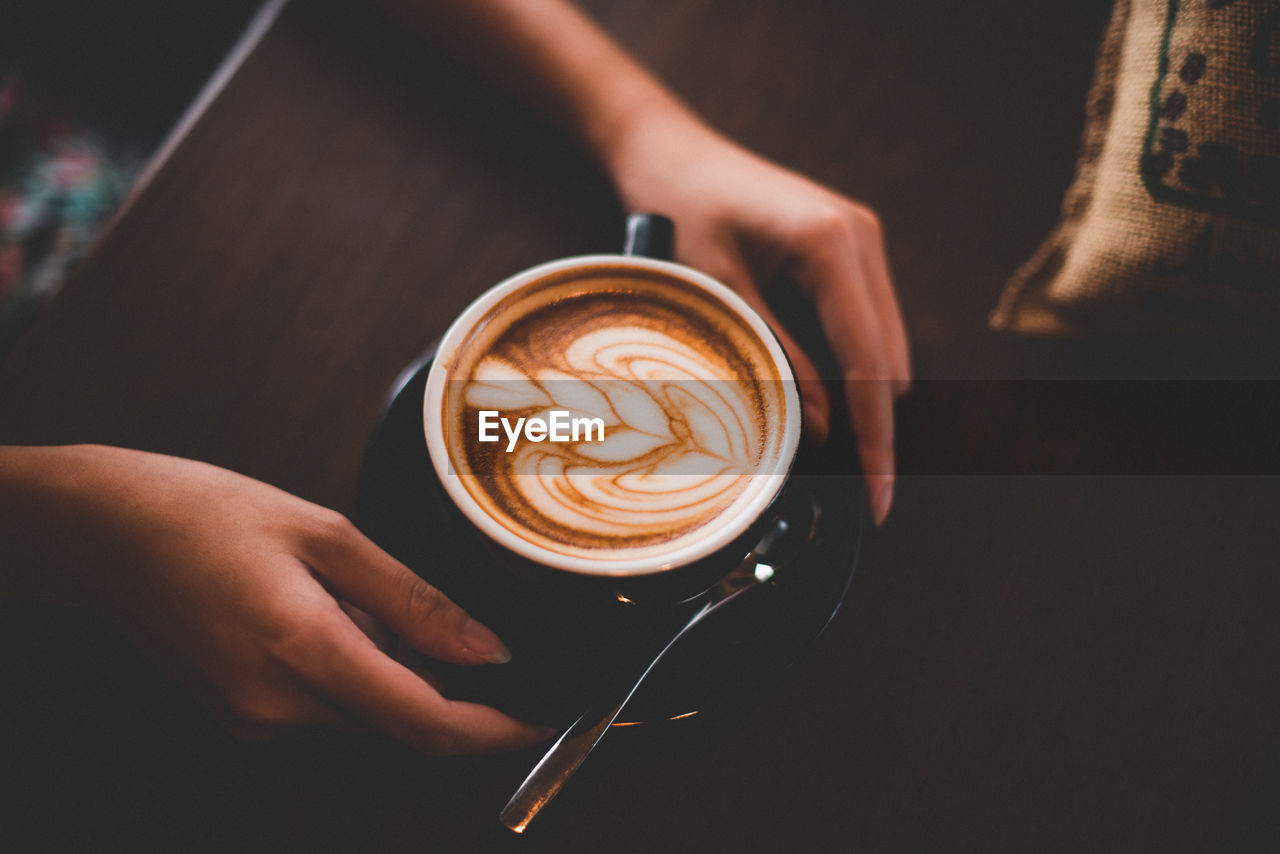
top-left (422, 253), bottom-right (802, 577)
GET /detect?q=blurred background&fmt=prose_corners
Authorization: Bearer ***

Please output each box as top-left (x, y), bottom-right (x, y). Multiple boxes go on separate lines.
top-left (0, 2), bottom-right (260, 350)
top-left (4, 3), bottom-right (1278, 852)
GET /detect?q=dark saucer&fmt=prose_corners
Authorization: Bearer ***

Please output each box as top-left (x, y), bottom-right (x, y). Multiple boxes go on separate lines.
top-left (353, 351), bottom-right (865, 728)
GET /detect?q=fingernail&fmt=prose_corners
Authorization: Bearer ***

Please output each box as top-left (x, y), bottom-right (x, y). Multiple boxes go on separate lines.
top-left (460, 618), bottom-right (513, 664)
top-left (873, 481), bottom-right (894, 526)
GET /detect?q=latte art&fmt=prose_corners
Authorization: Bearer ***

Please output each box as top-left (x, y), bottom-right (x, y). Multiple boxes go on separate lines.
top-left (438, 265), bottom-right (794, 565)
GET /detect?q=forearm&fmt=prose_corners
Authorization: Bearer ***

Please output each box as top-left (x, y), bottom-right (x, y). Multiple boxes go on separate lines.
top-left (0, 444), bottom-right (162, 600)
top-left (371, 0), bottom-right (715, 177)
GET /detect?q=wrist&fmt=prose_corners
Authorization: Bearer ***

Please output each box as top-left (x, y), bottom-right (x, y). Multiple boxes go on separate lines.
top-left (0, 445), bottom-right (141, 601)
top-left (593, 93), bottom-right (719, 201)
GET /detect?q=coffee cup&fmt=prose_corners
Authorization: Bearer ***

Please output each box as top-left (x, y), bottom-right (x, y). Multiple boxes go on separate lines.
top-left (413, 214), bottom-right (807, 722)
top-left (423, 215), bottom-right (802, 598)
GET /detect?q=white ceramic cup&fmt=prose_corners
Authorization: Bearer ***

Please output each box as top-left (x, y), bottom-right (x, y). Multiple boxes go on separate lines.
top-left (422, 251), bottom-right (802, 580)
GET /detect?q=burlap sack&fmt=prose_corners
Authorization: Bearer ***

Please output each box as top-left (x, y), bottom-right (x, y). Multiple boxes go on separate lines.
top-left (991, 0), bottom-right (1280, 335)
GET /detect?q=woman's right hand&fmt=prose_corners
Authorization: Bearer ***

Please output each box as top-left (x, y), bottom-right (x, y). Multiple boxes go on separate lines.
top-left (0, 444), bottom-right (552, 754)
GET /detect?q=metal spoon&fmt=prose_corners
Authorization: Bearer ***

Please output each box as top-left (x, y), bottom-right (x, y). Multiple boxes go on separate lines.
top-left (499, 494), bottom-right (818, 833)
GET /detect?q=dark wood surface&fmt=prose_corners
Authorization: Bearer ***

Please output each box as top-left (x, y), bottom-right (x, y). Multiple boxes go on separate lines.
top-left (3, 1), bottom-right (1278, 850)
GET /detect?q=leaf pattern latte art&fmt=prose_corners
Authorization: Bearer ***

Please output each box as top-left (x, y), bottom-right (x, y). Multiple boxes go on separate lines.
top-left (443, 269), bottom-right (789, 559)
top-left (463, 324), bottom-right (764, 546)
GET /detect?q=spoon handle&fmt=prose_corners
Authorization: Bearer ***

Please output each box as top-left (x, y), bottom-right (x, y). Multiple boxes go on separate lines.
top-left (499, 562), bottom-right (763, 834)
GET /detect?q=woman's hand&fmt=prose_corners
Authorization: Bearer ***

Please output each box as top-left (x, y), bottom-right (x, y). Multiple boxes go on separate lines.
top-left (370, 0), bottom-right (910, 522)
top-left (0, 445), bottom-right (551, 754)
top-left (605, 114), bottom-right (911, 524)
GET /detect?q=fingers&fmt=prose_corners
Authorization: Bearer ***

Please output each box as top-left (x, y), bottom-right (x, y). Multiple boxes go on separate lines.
top-left (735, 287), bottom-right (831, 445)
top-left (844, 374), bottom-right (896, 526)
top-left (393, 641), bottom-right (448, 692)
top-left (305, 515), bottom-right (512, 666)
top-left (859, 217), bottom-right (912, 395)
top-left (223, 693), bottom-right (350, 743)
top-left (301, 615), bottom-right (552, 755)
top-left (214, 658), bottom-right (352, 741)
top-left (701, 254), bottom-right (832, 444)
top-left (340, 601), bottom-right (395, 653)
top-left (694, 206), bottom-right (901, 524)
top-left (791, 209), bottom-right (898, 524)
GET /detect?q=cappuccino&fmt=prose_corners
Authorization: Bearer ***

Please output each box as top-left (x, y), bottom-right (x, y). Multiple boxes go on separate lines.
top-left (425, 258), bottom-right (799, 575)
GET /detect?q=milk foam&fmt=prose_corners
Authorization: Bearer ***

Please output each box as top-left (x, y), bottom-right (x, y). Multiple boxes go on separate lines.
top-left (441, 265), bottom-right (792, 563)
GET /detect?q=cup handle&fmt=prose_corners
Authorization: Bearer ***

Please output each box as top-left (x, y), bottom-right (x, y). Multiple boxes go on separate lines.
top-left (622, 213), bottom-right (675, 260)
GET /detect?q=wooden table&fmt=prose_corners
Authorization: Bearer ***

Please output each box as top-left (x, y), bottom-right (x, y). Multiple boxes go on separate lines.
top-left (4, 1), bottom-right (1278, 850)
